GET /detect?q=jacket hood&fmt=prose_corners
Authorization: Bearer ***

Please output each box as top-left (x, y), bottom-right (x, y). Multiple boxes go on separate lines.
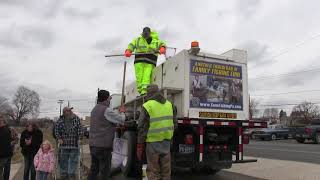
top-left (140, 31), bottom-right (159, 40)
top-left (150, 31), bottom-right (159, 39)
top-left (98, 100), bottom-right (110, 107)
top-left (41, 140), bottom-right (54, 152)
top-left (147, 92), bottom-right (166, 104)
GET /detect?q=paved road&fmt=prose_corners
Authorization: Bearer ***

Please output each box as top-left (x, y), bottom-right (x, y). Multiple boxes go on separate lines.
top-left (13, 163), bottom-right (264, 180)
top-left (112, 170), bottom-right (265, 180)
top-left (245, 139), bottom-right (320, 164)
top-left (80, 145), bottom-right (264, 180)
top-left (14, 140), bottom-right (320, 179)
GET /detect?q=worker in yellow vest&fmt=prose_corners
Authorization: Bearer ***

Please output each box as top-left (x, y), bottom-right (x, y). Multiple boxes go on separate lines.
top-left (137, 84), bottom-right (177, 180)
top-left (125, 27), bottom-right (166, 95)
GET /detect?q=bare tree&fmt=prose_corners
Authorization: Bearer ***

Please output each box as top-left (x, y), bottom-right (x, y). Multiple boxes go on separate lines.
top-left (0, 96), bottom-right (8, 112)
top-left (12, 86), bottom-right (41, 122)
top-left (0, 96), bottom-right (12, 116)
top-left (249, 98), bottom-right (259, 119)
top-left (291, 101), bottom-right (320, 124)
top-left (263, 108), bottom-right (279, 122)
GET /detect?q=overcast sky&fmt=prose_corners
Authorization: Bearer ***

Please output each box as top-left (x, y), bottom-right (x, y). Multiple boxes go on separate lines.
top-left (1, 0), bottom-right (320, 118)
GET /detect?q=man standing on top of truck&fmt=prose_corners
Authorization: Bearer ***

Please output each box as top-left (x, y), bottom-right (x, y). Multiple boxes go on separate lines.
top-left (125, 27), bottom-right (166, 95)
top-left (137, 84), bottom-right (177, 180)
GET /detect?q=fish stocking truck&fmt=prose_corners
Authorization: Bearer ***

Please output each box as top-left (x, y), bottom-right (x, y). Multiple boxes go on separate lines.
top-left (107, 42), bottom-right (267, 177)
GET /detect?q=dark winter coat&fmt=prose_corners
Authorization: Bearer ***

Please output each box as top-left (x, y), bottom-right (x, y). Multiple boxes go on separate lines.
top-left (20, 129), bottom-right (43, 157)
top-left (0, 125), bottom-right (12, 158)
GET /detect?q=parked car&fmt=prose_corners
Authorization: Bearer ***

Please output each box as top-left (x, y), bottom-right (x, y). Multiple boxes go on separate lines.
top-left (254, 124), bottom-right (292, 141)
top-left (294, 121), bottom-right (320, 144)
top-left (243, 128), bottom-right (258, 139)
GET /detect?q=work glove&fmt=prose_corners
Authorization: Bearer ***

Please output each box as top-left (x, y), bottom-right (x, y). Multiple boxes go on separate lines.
top-left (159, 46), bottom-right (166, 54)
top-left (119, 106), bottom-right (126, 113)
top-left (125, 49), bottom-right (132, 57)
top-left (136, 143), bottom-right (144, 161)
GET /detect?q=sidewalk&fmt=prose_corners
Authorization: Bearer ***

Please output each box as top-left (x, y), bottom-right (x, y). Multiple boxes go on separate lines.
top-left (82, 145), bottom-right (320, 180)
top-left (10, 163), bottom-right (22, 180)
top-left (226, 156), bottom-right (320, 180)
top-left (16, 145), bottom-right (320, 180)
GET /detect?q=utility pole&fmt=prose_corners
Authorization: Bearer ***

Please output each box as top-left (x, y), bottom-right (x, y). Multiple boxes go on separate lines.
top-left (67, 101), bottom-right (70, 108)
top-left (96, 88), bottom-right (99, 104)
top-left (57, 100), bottom-right (64, 117)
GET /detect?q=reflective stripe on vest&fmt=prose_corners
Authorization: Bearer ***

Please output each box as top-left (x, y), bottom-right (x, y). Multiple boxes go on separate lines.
top-left (134, 56), bottom-right (157, 65)
top-left (150, 116), bottom-right (174, 123)
top-left (143, 100), bottom-right (174, 143)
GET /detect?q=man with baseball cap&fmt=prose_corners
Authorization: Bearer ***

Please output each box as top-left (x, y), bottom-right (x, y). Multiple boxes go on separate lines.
top-left (54, 107), bottom-right (82, 180)
top-left (88, 90), bottom-right (126, 180)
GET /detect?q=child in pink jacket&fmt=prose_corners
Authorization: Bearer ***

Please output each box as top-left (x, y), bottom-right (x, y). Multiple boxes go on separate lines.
top-left (34, 140), bottom-right (55, 180)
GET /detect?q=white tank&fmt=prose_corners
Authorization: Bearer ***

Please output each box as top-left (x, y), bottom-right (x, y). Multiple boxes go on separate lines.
top-left (125, 48), bottom-right (249, 121)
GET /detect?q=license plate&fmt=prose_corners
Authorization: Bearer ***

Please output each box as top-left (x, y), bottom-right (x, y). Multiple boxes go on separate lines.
top-left (199, 112), bottom-right (237, 119)
top-left (179, 144), bottom-right (195, 154)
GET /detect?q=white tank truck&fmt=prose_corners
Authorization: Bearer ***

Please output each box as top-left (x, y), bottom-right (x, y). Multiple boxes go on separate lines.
top-left (107, 42), bottom-right (267, 177)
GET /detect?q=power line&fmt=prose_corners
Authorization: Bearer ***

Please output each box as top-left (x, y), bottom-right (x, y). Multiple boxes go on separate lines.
top-left (251, 89), bottom-right (320, 96)
top-left (267, 33), bottom-right (320, 64)
top-left (249, 65), bottom-right (320, 80)
top-left (259, 102), bottom-right (320, 107)
top-left (251, 32), bottom-right (320, 68)
top-left (41, 99), bottom-right (96, 103)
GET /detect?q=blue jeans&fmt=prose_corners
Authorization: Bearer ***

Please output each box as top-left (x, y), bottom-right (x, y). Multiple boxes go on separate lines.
top-left (36, 171), bottom-right (48, 180)
top-left (3, 157), bottom-right (11, 180)
top-left (0, 157), bottom-right (9, 180)
top-left (58, 148), bottom-right (79, 178)
top-left (23, 155), bottom-right (36, 180)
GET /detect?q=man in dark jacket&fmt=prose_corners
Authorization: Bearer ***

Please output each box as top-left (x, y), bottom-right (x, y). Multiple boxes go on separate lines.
top-left (55, 107), bottom-right (82, 180)
top-left (87, 90), bottom-right (126, 180)
top-left (20, 122), bottom-right (43, 180)
top-left (137, 84), bottom-right (177, 180)
top-left (0, 115), bottom-right (12, 180)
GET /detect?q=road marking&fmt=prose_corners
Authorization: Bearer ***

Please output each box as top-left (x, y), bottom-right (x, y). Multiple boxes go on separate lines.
top-left (249, 142), bottom-right (320, 149)
top-left (249, 143), bottom-right (320, 152)
top-left (247, 147), bottom-right (320, 155)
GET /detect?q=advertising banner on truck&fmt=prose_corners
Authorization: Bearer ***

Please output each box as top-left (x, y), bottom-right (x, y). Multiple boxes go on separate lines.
top-left (189, 59), bottom-right (243, 110)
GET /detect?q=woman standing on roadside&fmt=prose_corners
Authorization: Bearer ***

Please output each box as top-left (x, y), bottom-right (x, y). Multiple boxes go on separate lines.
top-left (20, 122), bottom-right (43, 180)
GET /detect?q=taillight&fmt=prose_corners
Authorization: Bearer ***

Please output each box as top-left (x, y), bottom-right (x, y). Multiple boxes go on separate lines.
top-left (242, 134), bottom-right (250, 144)
top-left (223, 145), bottom-right (228, 150)
top-left (208, 145), bottom-right (228, 151)
top-left (185, 134), bottom-right (193, 145)
top-left (304, 128), bottom-right (312, 134)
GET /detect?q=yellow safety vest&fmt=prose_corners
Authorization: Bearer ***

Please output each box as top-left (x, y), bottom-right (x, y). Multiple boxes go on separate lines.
top-left (143, 100), bottom-right (174, 142)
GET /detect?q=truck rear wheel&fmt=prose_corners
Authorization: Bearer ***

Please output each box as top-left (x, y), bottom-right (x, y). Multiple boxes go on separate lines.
top-left (314, 133), bottom-right (320, 144)
top-left (296, 138), bottom-right (305, 143)
top-left (120, 131), bottom-right (142, 177)
top-left (192, 166), bottom-right (220, 175)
